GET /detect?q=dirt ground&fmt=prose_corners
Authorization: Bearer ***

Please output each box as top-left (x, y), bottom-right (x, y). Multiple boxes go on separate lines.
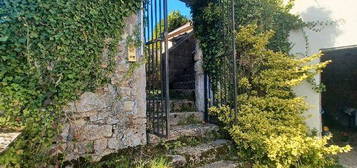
top-left (335, 130), bottom-right (357, 168)
top-left (339, 148), bottom-right (357, 168)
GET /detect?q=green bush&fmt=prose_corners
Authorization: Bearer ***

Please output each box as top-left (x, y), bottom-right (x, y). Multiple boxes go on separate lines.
top-left (209, 25), bottom-right (351, 168)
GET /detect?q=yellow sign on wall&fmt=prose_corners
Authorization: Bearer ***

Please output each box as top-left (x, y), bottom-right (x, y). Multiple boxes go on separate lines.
top-left (128, 44), bottom-right (137, 62)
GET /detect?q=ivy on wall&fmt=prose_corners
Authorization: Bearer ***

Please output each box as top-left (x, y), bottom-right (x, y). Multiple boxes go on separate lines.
top-left (190, 0), bottom-right (303, 79)
top-left (0, 0), bottom-right (141, 167)
top-left (190, 0), bottom-right (338, 93)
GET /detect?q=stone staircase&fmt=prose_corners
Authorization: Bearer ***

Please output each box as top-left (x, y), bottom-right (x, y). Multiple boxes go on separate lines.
top-left (148, 88), bottom-right (240, 167)
top-left (198, 160), bottom-right (240, 168)
top-left (149, 99), bottom-right (216, 144)
top-left (146, 66), bottom-right (241, 167)
top-left (168, 139), bottom-right (241, 167)
top-left (172, 139), bottom-right (230, 165)
top-left (0, 132), bottom-right (21, 154)
top-left (171, 70), bottom-right (195, 90)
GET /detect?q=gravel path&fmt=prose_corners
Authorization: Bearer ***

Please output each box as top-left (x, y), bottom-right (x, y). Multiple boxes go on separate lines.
top-left (339, 148), bottom-right (357, 168)
top-left (338, 131), bottom-right (357, 168)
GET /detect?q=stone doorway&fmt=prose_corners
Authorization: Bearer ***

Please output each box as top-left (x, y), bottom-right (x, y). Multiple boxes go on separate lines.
top-left (147, 21), bottom-right (213, 143)
top-left (144, 0), bottom-right (211, 142)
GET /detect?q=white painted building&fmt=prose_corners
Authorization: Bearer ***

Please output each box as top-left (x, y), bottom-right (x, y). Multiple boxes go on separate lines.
top-left (289, 0), bottom-right (357, 133)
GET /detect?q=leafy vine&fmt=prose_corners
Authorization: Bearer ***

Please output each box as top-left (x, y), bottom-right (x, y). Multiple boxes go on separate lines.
top-left (0, 0), bottom-right (141, 167)
top-left (190, 0), bottom-right (340, 93)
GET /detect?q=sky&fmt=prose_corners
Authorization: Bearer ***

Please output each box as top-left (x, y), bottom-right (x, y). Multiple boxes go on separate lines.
top-left (168, 0), bottom-right (192, 18)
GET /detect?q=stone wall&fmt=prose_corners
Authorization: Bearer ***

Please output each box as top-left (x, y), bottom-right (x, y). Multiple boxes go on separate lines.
top-left (194, 40), bottom-right (205, 113)
top-left (58, 13), bottom-right (146, 161)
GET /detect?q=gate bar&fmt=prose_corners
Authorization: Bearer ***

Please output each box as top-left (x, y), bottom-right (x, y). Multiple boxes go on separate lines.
top-left (163, 0), bottom-right (170, 138)
top-left (231, 0), bottom-right (238, 113)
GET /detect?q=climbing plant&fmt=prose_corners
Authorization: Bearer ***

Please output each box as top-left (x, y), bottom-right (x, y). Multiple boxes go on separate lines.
top-left (190, 0), bottom-right (303, 78)
top-left (0, 0), bottom-right (141, 167)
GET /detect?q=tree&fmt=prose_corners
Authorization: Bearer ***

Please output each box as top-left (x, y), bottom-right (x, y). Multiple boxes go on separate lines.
top-left (167, 11), bottom-right (189, 32)
top-left (153, 11), bottom-right (189, 38)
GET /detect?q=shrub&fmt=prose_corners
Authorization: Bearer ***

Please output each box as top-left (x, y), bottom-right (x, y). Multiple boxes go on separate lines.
top-left (209, 25), bottom-right (351, 168)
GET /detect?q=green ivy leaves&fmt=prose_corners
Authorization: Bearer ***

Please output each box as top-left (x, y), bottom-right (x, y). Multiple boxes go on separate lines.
top-left (0, 0), bottom-right (140, 167)
top-left (191, 0), bottom-right (304, 82)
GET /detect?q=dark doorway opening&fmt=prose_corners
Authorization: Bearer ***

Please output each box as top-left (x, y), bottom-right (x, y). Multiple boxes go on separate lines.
top-left (169, 30), bottom-right (196, 100)
top-left (321, 46), bottom-right (357, 145)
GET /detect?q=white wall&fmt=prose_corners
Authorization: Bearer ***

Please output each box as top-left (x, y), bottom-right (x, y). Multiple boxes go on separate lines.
top-left (289, 0), bottom-right (357, 133)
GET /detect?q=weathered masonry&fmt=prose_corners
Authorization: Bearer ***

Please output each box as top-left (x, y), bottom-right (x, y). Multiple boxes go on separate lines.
top-left (55, 0), bottom-right (237, 161)
top-left (59, 13), bottom-right (147, 161)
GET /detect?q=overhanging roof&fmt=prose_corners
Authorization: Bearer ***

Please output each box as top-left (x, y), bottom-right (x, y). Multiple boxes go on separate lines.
top-left (168, 22), bottom-right (193, 40)
top-left (179, 0), bottom-right (196, 6)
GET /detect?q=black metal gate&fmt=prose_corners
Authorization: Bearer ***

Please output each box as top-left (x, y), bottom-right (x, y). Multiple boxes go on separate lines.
top-left (144, 0), bottom-right (170, 138)
top-left (204, 0), bottom-right (238, 121)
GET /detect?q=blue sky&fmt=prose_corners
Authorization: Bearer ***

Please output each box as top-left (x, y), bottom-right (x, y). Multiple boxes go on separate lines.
top-left (168, 0), bottom-right (191, 18)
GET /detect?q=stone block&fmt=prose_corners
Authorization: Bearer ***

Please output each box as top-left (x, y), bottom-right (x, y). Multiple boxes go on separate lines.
top-left (122, 101), bottom-right (134, 112)
top-left (94, 139), bottom-right (107, 154)
top-left (74, 141), bottom-right (94, 154)
top-left (79, 125), bottom-right (113, 141)
top-left (76, 92), bottom-right (106, 113)
top-left (106, 117), bottom-right (120, 125)
top-left (107, 137), bottom-right (122, 150)
top-left (198, 161), bottom-right (239, 168)
top-left (64, 92), bottom-right (107, 118)
top-left (167, 155), bottom-right (187, 167)
top-left (60, 124), bottom-right (70, 141)
top-left (97, 84), bottom-right (118, 106)
top-left (90, 112), bottom-right (111, 122)
top-left (118, 87), bottom-right (132, 99)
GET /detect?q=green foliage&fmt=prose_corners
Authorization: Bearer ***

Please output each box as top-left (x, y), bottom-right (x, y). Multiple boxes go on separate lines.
top-left (234, 0), bottom-right (303, 52)
top-left (209, 25), bottom-right (351, 168)
top-left (81, 155), bottom-right (171, 168)
top-left (147, 157), bottom-right (171, 168)
top-left (167, 11), bottom-right (190, 32)
top-left (191, 0), bottom-right (303, 78)
top-left (153, 11), bottom-right (189, 38)
top-left (190, 2), bottom-right (224, 80)
top-left (0, 0), bottom-right (140, 167)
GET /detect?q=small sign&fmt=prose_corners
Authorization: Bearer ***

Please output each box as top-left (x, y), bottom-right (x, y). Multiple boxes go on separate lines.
top-left (128, 44), bottom-right (137, 62)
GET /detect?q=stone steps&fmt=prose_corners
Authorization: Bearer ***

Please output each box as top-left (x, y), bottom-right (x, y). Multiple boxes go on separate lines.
top-left (169, 112), bottom-right (204, 126)
top-left (171, 99), bottom-right (196, 112)
top-left (0, 132), bottom-right (21, 154)
top-left (147, 99), bottom-right (196, 112)
top-left (148, 123), bottom-right (218, 144)
top-left (198, 160), bottom-right (239, 168)
top-left (172, 80), bottom-right (195, 90)
top-left (170, 89), bottom-right (195, 100)
top-left (173, 73), bottom-right (195, 82)
top-left (173, 139), bottom-right (231, 166)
